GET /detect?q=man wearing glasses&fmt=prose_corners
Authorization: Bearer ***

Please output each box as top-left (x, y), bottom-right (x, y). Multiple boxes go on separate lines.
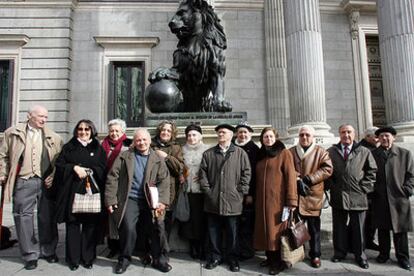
top-left (0, 105), bottom-right (63, 270)
top-left (289, 125), bottom-right (333, 268)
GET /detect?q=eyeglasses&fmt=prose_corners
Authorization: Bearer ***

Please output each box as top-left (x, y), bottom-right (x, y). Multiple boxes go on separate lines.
top-left (77, 127), bottom-right (91, 131)
top-left (299, 133), bottom-right (311, 137)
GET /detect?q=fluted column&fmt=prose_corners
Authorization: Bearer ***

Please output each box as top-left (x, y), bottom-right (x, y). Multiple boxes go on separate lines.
top-left (377, 0), bottom-right (414, 138)
top-left (265, 0), bottom-right (289, 136)
top-left (283, 0), bottom-right (332, 137)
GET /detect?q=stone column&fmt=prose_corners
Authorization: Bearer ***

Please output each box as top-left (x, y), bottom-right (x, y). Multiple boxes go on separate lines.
top-left (264, 0), bottom-right (289, 136)
top-left (377, 0), bottom-right (414, 139)
top-left (283, 0), bottom-right (333, 137)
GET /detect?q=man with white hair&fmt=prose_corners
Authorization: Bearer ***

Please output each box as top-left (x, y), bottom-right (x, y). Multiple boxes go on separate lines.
top-left (326, 124), bottom-right (377, 269)
top-left (359, 126), bottom-right (380, 251)
top-left (105, 128), bottom-right (171, 274)
top-left (0, 105), bottom-right (63, 270)
top-left (289, 125), bottom-right (333, 268)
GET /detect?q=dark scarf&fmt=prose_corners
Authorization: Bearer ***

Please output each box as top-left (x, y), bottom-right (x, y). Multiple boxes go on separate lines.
top-left (102, 133), bottom-right (127, 170)
top-left (258, 140), bottom-right (286, 160)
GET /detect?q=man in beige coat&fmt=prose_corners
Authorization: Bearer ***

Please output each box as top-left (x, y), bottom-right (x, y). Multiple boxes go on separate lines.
top-left (105, 128), bottom-right (171, 274)
top-left (289, 125), bottom-right (333, 268)
top-left (0, 105), bottom-right (63, 270)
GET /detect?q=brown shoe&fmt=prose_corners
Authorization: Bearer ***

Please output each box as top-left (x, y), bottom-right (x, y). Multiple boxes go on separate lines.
top-left (311, 257), bottom-right (321, 268)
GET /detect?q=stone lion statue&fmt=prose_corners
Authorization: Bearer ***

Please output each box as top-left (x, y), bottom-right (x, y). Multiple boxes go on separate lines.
top-left (148, 0), bottom-right (232, 112)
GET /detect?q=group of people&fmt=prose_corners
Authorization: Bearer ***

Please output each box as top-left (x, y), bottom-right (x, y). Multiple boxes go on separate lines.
top-left (0, 105), bottom-right (412, 275)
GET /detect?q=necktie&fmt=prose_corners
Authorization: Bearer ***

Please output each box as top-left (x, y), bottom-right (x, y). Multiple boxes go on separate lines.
top-left (343, 146), bottom-right (349, 160)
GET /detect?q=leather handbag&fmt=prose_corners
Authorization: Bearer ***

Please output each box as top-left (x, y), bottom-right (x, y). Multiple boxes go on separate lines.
top-left (288, 211), bottom-right (311, 249)
top-left (72, 171), bottom-right (101, 214)
top-left (280, 235), bottom-right (305, 268)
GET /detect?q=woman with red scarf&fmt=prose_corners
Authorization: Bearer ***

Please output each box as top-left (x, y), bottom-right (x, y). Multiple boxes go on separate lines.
top-left (102, 119), bottom-right (132, 258)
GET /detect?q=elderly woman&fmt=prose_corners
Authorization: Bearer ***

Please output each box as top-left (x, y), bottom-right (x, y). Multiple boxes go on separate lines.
top-left (54, 119), bottom-right (106, 271)
top-left (179, 124), bottom-right (210, 259)
top-left (254, 127), bottom-right (297, 275)
top-left (151, 120), bottom-right (185, 236)
top-left (101, 119), bottom-right (131, 258)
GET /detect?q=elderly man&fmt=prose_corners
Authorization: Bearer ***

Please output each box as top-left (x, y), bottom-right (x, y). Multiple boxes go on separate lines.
top-left (326, 124), bottom-right (377, 269)
top-left (372, 127), bottom-right (413, 271)
top-left (200, 123), bottom-right (251, 272)
top-left (233, 122), bottom-right (259, 261)
top-left (289, 125), bottom-right (333, 268)
top-left (359, 126), bottom-right (380, 251)
top-left (105, 128), bottom-right (171, 274)
top-left (0, 105), bottom-right (63, 270)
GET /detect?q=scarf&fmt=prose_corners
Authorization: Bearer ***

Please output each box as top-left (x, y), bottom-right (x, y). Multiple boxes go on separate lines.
top-left (102, 133), bottom-right (127, 170)
top-left (258, 140), bottom-right (286, 160)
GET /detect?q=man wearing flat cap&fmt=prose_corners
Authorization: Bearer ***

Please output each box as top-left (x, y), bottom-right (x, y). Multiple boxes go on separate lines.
top-left (200, 123), bottom-right (251, 272)
top-left (371, 127), bottom-right (414, 271)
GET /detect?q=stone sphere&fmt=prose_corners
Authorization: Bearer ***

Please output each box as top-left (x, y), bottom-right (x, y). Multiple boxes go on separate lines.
top-left (145, 79), bottom-right (182, 113)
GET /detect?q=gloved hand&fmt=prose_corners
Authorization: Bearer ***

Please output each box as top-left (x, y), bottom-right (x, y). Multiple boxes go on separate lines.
top-left (297, 178), bottom-right (311, 197)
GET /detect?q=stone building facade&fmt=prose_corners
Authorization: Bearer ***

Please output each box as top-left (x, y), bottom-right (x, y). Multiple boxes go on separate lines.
top-left (0, 0), bottom-right (413, 147)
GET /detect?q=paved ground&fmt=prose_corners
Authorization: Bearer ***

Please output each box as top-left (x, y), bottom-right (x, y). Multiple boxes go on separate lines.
top-left (0, 202), bottom-right (413, 276)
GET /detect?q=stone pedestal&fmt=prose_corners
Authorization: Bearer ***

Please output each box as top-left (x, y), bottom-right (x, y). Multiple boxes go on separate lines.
top-left (377, 0), bottom-right (414, 138)
top-left (283, 0), bottom-right (333, 139)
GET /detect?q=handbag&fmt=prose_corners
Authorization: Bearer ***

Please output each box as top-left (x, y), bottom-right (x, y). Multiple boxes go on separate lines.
top-left (280, 235), bottom-right (305, 268)
top-left (174, 183), bottom-right (190, 222)
top-left (288, 210), bottom-right (311, 249)
top-left (72, 170), bottom-right (101, 214)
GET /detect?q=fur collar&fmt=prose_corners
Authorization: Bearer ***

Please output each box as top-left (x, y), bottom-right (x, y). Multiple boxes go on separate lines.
top-left (295, 143), bottom-right (316, 160)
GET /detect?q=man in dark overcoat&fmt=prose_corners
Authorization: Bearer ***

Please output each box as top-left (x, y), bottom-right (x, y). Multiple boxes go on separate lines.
top-left (326, 124), bottom-right (377, 269)
top-left (105, 128), bottom-right (171, 274)
top-left (200, 123), bottom-right (251, 272)
top-left (359, 126), bottom-right (380, 251)
top-left (372, 126), bottom-right (414, 271)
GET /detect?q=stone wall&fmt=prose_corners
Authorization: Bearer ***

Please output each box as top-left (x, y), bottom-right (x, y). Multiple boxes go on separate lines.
top-left (321, 12), bottom-right (358, 135)
top-left (0, 2), bottom-right (72, 136)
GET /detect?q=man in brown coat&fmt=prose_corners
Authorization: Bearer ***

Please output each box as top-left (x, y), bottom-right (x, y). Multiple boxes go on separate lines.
top-left (289, 125), bottom-right (333, 268)
top-left (372, 126), bottom-right (413, 271)
top-left (105, 128), bottom-right (171, 274)
top-left (0, 105), bottom-right (63, 270)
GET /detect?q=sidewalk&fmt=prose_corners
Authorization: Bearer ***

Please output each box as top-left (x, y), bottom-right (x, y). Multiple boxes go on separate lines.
top-left (0, 202), bottom-right (413, 276)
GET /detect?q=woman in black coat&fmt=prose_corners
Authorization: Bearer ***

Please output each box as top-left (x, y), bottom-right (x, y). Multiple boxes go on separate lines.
top-left (54, 119), bottom-right (106, 271)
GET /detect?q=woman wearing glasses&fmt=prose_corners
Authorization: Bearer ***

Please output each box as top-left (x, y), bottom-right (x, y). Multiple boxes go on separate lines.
top-left (54, 119), bottom-right (107, 271)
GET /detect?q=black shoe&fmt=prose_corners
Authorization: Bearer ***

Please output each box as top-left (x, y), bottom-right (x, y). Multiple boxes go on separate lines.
top-left (205, 259), bottom-right (221, 270)
top-left (152, 262), bottom-right (172, 273)
top-left (366, 241), bottom-right (379, 251)
top-left (311, 257), bottom-right (321, 268)
top-left (330, 256), bottom-right (343, 263)
top-left (398, 260), bottom-right (412, 271)
top-left (376, 254), bottom-right (389, 263)
top-left (357, 259), bottom-right (369, 269)
top-left (115, 259), bottom-right (130, 274)
top-left (24, 260), bottom-right (38, 270)
top-left (140, 254), bottom-right (152, 266)
top-left (269, 265), bottom-right (280, 275)
top-left (229, 260), bottom-right (240, 272)
top-left (68, 264), bottom-right (79, 271)
top-left (82, 262), bottom-right (93, 269)
top-left (44, 254), bottom-right (59, 263)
